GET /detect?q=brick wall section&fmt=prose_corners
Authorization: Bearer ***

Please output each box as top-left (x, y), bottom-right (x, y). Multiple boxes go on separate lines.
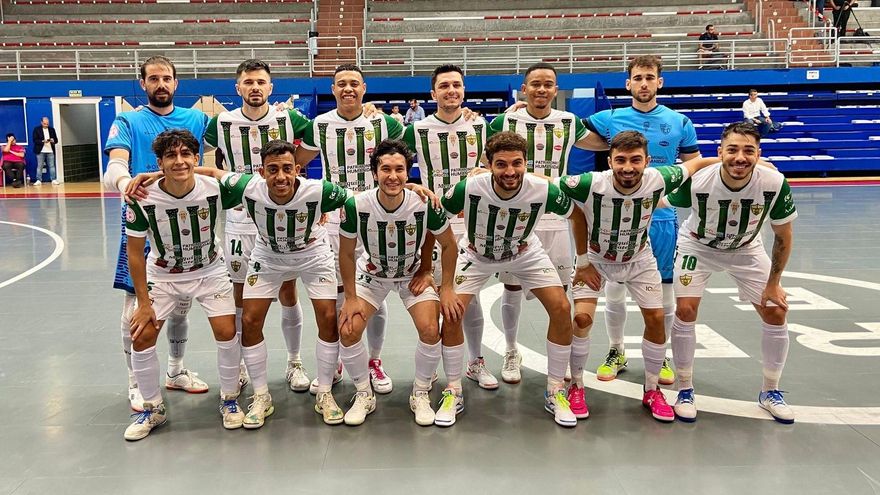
top-left (745, 0), bottom-right (831, 66)
top-left (314, 0), bottom-right (365, 75)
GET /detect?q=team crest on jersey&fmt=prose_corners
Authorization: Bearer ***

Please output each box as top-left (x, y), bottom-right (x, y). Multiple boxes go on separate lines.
top-left (679, 274), bottom-right (693, 286)
top-left (231, 260), bottom-right (241, 272)
top-left (125, 208), bottom-right (136, 223)
top-left (751, 204), bottom-right (764, 215)
top-left (108, 124), bottom-right (119, 139)
top-left (268, 128), bottom-right (280, 140)
top-left (642, 198), bottom-right (653, 210)
top-left (565, 175), bottom-right (580, 188)
top-left (198, 208), bottom-right (209, 220)
top-left (518, 211), bottom-right (530, 222)
top-left (455, 275), bottom-right (467, 285)
top-left (405, 224), bottom-right (416, 236)
top-left (296, 212), bottom-right (307, 223)
top-left (365, 130), bottom-right (375, 141)
top-left (554, 128), bottom-right (564, 139)
top-left (661, 124), bottom-right (671, 135)
top-left (466, 134), bottom-right (477, 145)
top-left (247, 274), bottom-right (258, 286)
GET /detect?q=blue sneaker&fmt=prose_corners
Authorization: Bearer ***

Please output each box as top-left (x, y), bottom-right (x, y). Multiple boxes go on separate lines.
top-left (758, 390), bottom-right (795, 424)
top-left (674, 388), bottom-right (697, 422)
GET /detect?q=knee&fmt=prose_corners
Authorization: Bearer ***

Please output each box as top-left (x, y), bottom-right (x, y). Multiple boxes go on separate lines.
top-left (549, 298), bottom-right (572, 322)
top-left (419, 321), bottom-right (441, 345)
top-left (241, 311), bottom-right (265, 336)
top-left (675, 304), bottom-right (698, 322)
top-left (339, 323), bottom-right (364, 347)
top-left (573, 312), bottom-right (593, 330)
top-left (762, 306), bottom-right (788, 326)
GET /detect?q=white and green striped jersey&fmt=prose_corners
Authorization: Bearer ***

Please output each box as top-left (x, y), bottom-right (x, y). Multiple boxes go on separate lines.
top-left (126, 174), bottom-right (238, 282)
top-left (340, 189), bottom-right (448, 281)
top-left (219, 172), bottom-right (349, 260)
top-left (665, 163), bottom-right (797, 252)
top-left (204, 107), bottom-right (312, 235)
top-left (442, 173), bottom-right (574, 261)
top-left (558, 165), bottom-right (689, 263)
top-left (402, 114), bottom-right (487, 196)
top-left (299, 111), bottom-right (404, 192)
top-left (488, 108), bottom-right (588, 231)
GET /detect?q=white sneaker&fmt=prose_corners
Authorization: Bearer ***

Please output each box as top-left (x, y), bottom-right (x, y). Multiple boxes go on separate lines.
top-left (343, 390), bottom-right (376, 426)
top-left (309, 362), bottom-right (343, 395)
top-left (466, 357), bottom-right (499, 390)
top-left (315, 391), bottom-right (344, 425)
top-left (165, 369), bottom-right (209, 393)
top-left (501, 349), bottom-right (522, 384)
top-left (285, 360), bottom-right (310, 392)
top-left (128, 381), bottom-right (145, 412)
top-left (409, 390), bottom-right (435, 426)
top-left (759, 390), bottom-right (795, 424)
top-left (674, 388), bottom-right (697, 423)
top-left (544, 389), bottom-right (577, 428)
top-left (434, 388), bottom-right (464, 427)
top-left (220, 394), bottom-right (245, 430)
top-left (124, 402), bottom-right (167, 441)
top-left (238, 362), bottom-right (250, 390)
top-left (242, 393), bottom-right (274, 429)
top-left (33, 180), bottom-right (41, 186)
top-left (51, 179), bottom-right (59, 185)
top-left (368, 358), bottom-right (393, 394)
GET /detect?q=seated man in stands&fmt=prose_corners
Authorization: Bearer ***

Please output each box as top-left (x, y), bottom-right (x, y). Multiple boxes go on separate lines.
top-left (2, 133), bottom-right (27, 188)
top-left (742, 89), bottom-right (775, 137)
top-left (698, 24), bottom-right (720, 69)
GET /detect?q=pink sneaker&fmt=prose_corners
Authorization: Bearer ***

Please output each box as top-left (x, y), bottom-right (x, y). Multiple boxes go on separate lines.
top-left (642, 388), bottom-right (674, 422)
top-left (368, 359), bottom-right (393, 394)
top-left (566, 384), bottom-right (590, 419)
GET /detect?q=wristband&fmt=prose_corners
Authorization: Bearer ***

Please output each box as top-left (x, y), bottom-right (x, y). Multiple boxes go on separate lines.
top-left (575, 254), bottom-right (591, 269)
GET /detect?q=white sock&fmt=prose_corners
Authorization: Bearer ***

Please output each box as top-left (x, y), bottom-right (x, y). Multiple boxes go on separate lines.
top-left (166, 313), bottom-right (189, 374)
top-left (132, 345), bottom-right (161, 404)
top-left (761, 322), bottom-right (790, 391)
top-left (367, 301), bottom-right (388, 360)
top-left (671, 317), bottom-right (696, 390)
top-left (442, 343), bottom-right (465, 394)
top-left (642, 338), bottom-right (666, 392)
top-left (280, 303), bottom-right (304, 362)
top-left (463, 297), bottom-right (484, 361)
top-left (662, 283), bottom-right (675, 343)
top-left (339, 340), bottom-right (371, 393)
top-left (235, 307), bottom-right (243, 341)
top-left (242, 341), bottom-right (269, 395)
top-left (604, 282), bottom-right (628, 350)
top-left (546, 340), bottom-right (571, 392)
top-left (569, 336), bottom-right (591, 387)
top-left (414, 339), bottom-right (441, 392)
top-left (316, 338), bottom-right (340, 393)
top-left (501, 289), bottom-right (523, 352)
top-left (121, 294), bottom-right (136, 379)
top-left (215, 334), bottom-right (242, 396)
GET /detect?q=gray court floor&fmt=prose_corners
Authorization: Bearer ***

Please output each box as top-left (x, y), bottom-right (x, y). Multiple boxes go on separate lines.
top-left (1, 185), bottom-right (880, 494)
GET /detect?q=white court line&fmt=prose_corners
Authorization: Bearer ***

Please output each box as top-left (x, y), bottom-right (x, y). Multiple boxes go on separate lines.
top-left (0, 221), bottom-right (65, 290)
top-left (479, 277), bottom-right (880, 425)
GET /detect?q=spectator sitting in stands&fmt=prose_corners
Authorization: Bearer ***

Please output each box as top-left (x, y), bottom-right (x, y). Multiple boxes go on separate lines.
top-left (742, 89), bottom-right (776, 137)
top-left (404, 99), bottom-right (425, 124)
top-left (2, 133), bottom-right (27, 188)
top-left (698, 24), bottom-right (720, 69)
top-left (390, 104), bottom-right (404, 124)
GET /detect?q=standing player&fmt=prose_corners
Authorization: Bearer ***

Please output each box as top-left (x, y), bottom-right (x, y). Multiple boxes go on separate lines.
top-left (337, 140), bottom-right (461, 426)
top-left (203, 59), bottom-right (314, 392)
top-left (294, 64), bottom-right (405, 394)
top-left (197, 140), bottom-right (350, 427)
top-left (123, 130), bottom-right (242, 440)
top-left (585, 55), bottom-right (701, 385)
top-left (480, 62), bottom-right (607, 388)
top-left (663, 122), bottom-right (797, 423)
top-left (559, 131), bottom-right (714, 422)
top-left (441, 131), bottom-right (578, 427)
top-left (402, 63), bottom-right (487, 391)
top-left (102, 56), bottom-right (210, 412)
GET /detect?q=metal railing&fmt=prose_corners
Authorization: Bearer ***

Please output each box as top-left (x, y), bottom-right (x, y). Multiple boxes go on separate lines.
top-left (2, 35), bottom-right (880, 80)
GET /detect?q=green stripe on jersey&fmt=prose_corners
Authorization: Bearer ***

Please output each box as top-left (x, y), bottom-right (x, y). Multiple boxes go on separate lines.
top-left (142, 205), bottom-right (166, 259)
top-left (238, 126), bottom-right (253, 173)
top-left (186, 205), bottom-right (203, 268)
top-left (417, 128), bottom-right (435, 192)
top-left (166, 208), bottom-right (184, 271)
top-left (394, 220), bottom-right (407, 278)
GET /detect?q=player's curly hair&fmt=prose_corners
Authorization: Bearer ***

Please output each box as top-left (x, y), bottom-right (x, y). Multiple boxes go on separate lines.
top-left (609, 130), bottom-right (648, 155)
top-left (152, 129), bottom-right (199, 158)
top-left (485, 131), bottom-right (527, 164)
top-left (721, 121), bottom-right (762, 144)
top-left (369, 139), bottom-right (413, 175)
top-left (627, 55), bottom-right (662, 77)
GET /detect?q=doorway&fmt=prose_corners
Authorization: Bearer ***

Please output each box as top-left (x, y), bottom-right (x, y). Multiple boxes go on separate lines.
top-left (50, 97), bottom-right (103, 184)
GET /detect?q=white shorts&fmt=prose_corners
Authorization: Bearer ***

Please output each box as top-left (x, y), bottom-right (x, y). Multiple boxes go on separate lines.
top-left (146, 272), bottom-right (236, 321)
top-left (454, 246), bottom-right (562, 296)
top-left (243, 250), bottom-right (338, 300)
top-left (674, 240), bottom-right (771, 306)
top-left (325, 211), bottom-right (367, 287)
top-left (571, 256), bottom-right (663, 309)
top-left (225, 232), bottom-right (256, 284)
top-left (356, 271), bottom-right (439, 311)
top-left (498, 228), bottom-right (573, 287)
top-left (431, 230), bottom-right (466, 285)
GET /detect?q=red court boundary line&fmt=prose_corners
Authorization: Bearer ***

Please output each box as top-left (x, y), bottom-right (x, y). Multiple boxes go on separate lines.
top-left (790, 179), bottom-right (880, 187)
top-left (0, 191), bottom-right (120, 199)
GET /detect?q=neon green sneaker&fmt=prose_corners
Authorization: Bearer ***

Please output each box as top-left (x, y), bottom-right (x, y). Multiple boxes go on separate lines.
top-left (659, 358), bottom-right (676, 386)
top-left (596, 348), bottom-right (627, 381)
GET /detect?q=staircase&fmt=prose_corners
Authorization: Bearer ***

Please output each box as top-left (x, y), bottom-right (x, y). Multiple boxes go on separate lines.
top-left (745, 0), bottom-right (833, 67)
top-left (313, 0), bottom-right (364, 76)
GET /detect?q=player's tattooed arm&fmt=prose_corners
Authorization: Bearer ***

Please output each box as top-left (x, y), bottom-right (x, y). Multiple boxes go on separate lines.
top-left (763, 221), bottom-right (794, 310)
top-left (126, 235), bottom-right (159, 339)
